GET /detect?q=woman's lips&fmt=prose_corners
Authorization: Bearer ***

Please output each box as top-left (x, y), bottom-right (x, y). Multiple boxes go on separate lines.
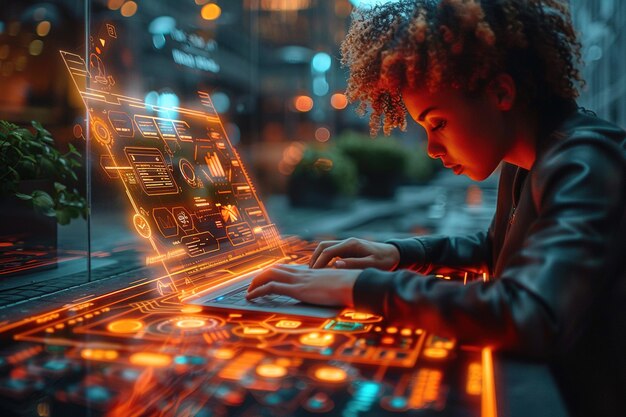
top-left (442, 161), bottom-right (464, 175)
top-left (451, 164), bottom-right (464, 175)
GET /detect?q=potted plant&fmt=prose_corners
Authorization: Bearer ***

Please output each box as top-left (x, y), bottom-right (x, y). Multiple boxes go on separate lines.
top-left (336, 131), bottom-right (408, 198)
top-left (287, 147), bottom-right (358, 208)
top-left (0, 120), bottom-right (87, 276)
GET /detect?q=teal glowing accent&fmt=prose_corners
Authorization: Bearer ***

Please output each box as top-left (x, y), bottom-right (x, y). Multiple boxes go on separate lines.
top-left (342, 381), bottom-right (381, 417)
top-left (390, 396), bottom-right (407, 409)
top-left (85, 386), bottom-right (110, 403)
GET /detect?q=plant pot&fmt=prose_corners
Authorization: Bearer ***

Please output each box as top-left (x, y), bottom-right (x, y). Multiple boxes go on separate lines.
top-left (359, 174), bottom-right (400, 199)
top-left (0, 180), bottom-right (58, 277)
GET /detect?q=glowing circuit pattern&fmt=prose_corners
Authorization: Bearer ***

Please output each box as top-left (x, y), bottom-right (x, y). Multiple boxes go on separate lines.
top-left (60, 29), bottom-right (285, 297)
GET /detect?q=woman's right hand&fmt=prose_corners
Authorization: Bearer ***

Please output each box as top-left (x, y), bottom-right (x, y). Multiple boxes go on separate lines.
top-left (308, 238), bottom-right (400, 271)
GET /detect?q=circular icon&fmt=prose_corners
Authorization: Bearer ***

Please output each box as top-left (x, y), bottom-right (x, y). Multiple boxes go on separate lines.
top-left (179, 158), bottom-right (198, 187)
top-left (91, 118), bottom-right (112, 146)
top-left (133, 214), bottom-right (152, 239)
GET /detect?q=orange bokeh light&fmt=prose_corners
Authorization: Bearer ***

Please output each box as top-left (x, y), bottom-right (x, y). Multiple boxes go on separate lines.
top-left (315, 127), bottom-right (331, 142)
top-left (129, 352), bottom-right (172, 367)
top-left (294, 95), bottom-right (314, 112)
top-left (120, 1), bottom-right (138, 17)
top-left (107, 319), bottom-right (144, 334)
top-left (107, 0), bottom-right (124, 10)
top-left (36, 21), bottom-right (51, 37)
top-left (201, 4), bottom-right (222, 20)
top-left (330, 93), bottom-right (348, 110)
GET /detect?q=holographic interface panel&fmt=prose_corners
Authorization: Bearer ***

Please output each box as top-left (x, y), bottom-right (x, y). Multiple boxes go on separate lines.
top-left (61, 26), bottom-right (284, 298)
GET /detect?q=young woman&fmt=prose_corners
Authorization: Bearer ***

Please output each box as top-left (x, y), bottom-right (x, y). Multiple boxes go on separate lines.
top-left (247, 1), bottom-right (625, 415)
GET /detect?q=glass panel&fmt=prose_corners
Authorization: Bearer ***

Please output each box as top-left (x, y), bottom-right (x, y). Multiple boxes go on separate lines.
top-left (0, 1), bottom-right (89, 305)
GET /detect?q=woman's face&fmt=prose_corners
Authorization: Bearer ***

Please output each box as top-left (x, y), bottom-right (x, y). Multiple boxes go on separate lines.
top-left (402, 86), bottom-right (514, 181)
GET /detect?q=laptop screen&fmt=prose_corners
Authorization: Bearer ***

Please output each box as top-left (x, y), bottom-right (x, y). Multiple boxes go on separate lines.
top-left (61, 45), bottom-right (285, 293)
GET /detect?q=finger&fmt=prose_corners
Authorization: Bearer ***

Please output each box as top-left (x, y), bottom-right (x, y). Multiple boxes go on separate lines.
top-left (247, 267), bottom-right (297, 292)
top-left (334, 256), bottom-right (375, 269)
top-left (246, 282), bottom-right (299, 301)
top-left (312, 239), bottom-right (359, 269)
top-left (309, 241), bottom-right (339, 267)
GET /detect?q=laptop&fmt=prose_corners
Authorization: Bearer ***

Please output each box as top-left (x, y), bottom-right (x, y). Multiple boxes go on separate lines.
top-left (61, 46), bottom-right (340, 318)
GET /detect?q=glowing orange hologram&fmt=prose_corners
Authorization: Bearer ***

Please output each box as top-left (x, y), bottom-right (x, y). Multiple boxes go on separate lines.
top-left (422, 347), bottom-right (449, 359)
top-left (132, 214), bottom-right (152, 239)
top-left (157, 280), bottom-right (175, 296)
top-left (174, 318), bottom-right (206, 329)
top-left (180, 305), bottom-right (202, 314)
top-left (299, 332), bottom-right (334, 347)
top-left (466, 362), bottom-right (483, 396)
top-left (220, 204), bottom-right (239, 223)
top-left (242, 326), bottom-right (270, 335)
top-left (481, 348), bottom-right (498, 417)
top-left (213, 348), bottom-right (235, 360)
top-left (107, 319), bottom-right (144, 333)
top-left (275, 320), bottom-right (302, 329)
top-left (204, 151), bottom-right (226, 178)
top-left (256, 363), bottom-right (288, 379)
top-left (81, 348), bottom-right (119, 361)
top-left (129, 352), bottom-right (172, 367)
top-left (408, 368), bottom-right (443, 409)
top-left (312, 366), bottom-right (347, 383)
top-left (91, 117), bottom-right (113, 145)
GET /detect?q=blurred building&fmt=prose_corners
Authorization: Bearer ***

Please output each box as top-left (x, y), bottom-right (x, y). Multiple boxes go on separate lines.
top-left (572, 0), bottom-right (626, 128)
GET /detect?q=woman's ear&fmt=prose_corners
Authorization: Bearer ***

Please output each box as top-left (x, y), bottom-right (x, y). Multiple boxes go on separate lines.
top-left (487, 73), bottom-right (516, 111)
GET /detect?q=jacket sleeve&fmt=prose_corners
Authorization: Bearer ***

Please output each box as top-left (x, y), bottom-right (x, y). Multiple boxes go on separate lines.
top-left (386, 229), bottom-right (493, 276)
top-left (354, 138), bottom-right (625, 357)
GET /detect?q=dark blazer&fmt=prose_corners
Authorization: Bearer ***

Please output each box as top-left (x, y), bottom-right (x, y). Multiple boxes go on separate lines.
top-left (353, 110), bottom-right (626, 417)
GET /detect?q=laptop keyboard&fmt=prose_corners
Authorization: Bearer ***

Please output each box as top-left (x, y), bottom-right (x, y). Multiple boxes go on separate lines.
top-left (212, 285), bottom-right (300, 308)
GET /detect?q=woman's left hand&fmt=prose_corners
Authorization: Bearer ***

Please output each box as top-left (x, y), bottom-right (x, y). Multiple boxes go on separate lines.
top-left (246, 264), bottom-right (361, 307)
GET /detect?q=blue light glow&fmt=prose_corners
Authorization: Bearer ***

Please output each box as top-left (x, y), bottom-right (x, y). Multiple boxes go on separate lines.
top-left (144, 91), bottom-right (159, 112)
top-left (158, 92), bottom-right (180, 119)
top-left (211, 92), bottom-right (230, 113)
top-left (152, 34), bottom-right (166, 49)
top-left (311, 52), bottom-right (331, 73)
top-left (149, 16), bottom-right (176, 35)
top-left (313, 77), bottom-right (329, 96)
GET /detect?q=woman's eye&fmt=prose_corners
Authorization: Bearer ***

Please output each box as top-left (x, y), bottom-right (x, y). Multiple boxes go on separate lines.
top-left (430, 120), bottom-right (447, 132)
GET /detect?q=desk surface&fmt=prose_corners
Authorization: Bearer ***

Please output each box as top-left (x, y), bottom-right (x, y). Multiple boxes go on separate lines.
top-left (0, 270), bottom-right (571, 417)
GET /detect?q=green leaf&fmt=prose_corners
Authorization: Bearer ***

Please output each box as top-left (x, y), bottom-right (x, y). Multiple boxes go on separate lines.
top-left (55, 209), bottom-right (71, 225)
top-left (15, 192), bottom-right (32, 200)
top-left (31, 190), bottom-right (55, 216)
top-left (54, 182), bottom-right (67, 192)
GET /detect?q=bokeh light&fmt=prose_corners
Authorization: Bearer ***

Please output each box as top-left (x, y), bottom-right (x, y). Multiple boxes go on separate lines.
top-left (294, 95), bottom-right (313, 112)
top-left (36, 21), bottom-right (51, 37)
top-left (28, 40), bottom-right (44, 56)
top-left (315, 127), bottom-right (331, 142)
top-left (107, 0), bottom-right (124, 10)
top-left (120, 1), bottom-right (138, 17)
top-left (311, 52), bottom-right (331, 72)
top-left (330, 93), bottom-right (348, 110)
top-left (201, 4), bottom-right (222, 20)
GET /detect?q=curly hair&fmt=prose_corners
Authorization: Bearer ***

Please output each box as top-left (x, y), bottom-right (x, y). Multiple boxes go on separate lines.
top-left (341, 0), bottom-right (585, 136)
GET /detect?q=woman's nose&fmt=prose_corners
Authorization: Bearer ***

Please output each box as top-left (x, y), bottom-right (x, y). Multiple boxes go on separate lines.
top-left (427, 139), bottom-right (445, 159)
